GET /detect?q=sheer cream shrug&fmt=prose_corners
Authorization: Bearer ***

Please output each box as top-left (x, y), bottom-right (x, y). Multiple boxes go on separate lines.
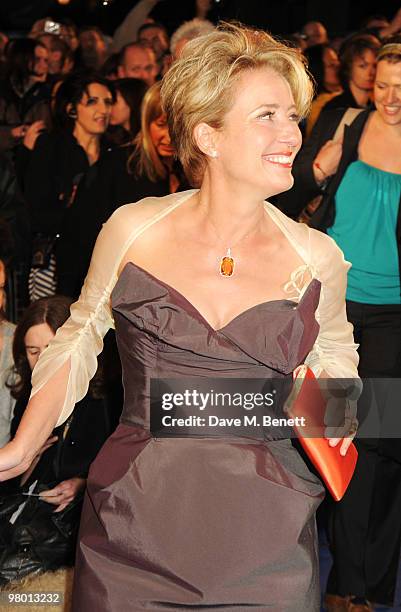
top-left (30, 189), bottom-right (360, 427)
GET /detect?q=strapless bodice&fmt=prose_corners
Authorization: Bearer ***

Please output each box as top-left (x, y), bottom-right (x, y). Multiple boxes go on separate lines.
top-left (111, 262), bottom-right (321, 428)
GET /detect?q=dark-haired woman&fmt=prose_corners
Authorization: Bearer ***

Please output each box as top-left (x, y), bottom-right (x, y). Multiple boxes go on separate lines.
top-left (57, 81), bottom-right (189, 299)
top-left (107, 77), bottom-right (147, 146)
top-left (0, 295), bottom-right (121, 585)
top-left (22, 71), bottom-right (115, 301)
top-left (0, 38), bottom-right (51, 153)
top-left (322, 34), bottom-right (380, 113)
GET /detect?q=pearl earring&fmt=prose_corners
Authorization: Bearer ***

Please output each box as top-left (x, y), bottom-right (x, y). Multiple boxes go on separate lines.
top-left (211, 151), bottom-right (218, 158)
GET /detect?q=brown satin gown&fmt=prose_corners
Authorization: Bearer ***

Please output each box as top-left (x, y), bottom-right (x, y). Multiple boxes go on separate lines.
top-left (72, 262), bottom-right (325, 611)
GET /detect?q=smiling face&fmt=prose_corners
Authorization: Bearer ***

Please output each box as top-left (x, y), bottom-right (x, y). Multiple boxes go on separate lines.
top-left (24, 322), bottom-right (55, 370)
top-left (374, 59), bottom-right (401, 125)
top-left (149, 113), bottom-right (174, 158)
top-left (74, 82), bottom-right (113, 135)
top-left (210, 68), bottom-right (302, 199)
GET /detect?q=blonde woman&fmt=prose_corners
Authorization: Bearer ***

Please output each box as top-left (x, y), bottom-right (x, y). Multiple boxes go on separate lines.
top-left (131, 80), bottom-right (181, 192)
top-left (0, 23), bottom-right (359, 610)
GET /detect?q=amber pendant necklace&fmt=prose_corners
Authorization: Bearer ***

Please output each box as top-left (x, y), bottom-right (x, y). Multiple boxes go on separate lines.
top-left (207, 219), bottom-right (262, 278)
top-left (220, 248), bottom-right (235, 277)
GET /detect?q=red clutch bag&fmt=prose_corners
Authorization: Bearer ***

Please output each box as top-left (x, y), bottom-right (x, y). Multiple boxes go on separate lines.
top-left (286, 365), bottom-right (358, 501)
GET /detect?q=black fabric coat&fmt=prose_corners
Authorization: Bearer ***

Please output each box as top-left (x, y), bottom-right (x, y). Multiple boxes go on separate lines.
top-left (0, 152), bottom-right (30, 265)
top-left (56, 144), bottom-right (182, 299)
top-left (23, 130), bottom-right (92, 237)
top-left (321, 86), bottom-right (374, 114)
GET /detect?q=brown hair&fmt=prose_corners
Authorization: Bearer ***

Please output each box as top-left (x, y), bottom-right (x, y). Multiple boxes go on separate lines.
top-left (338, 34), bottom-right (380, 88)
top-left (10, 296), bottom-right (72, 400)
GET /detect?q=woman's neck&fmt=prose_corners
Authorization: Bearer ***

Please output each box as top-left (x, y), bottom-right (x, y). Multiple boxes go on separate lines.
top-left (73, 124), bottom-right (100, 165)
top-left (196, 173), bottom-right (266, 244)
top-left (349, 81), bottom-right (372, 108)
top-left (372, 110), bottom-right (401, 138)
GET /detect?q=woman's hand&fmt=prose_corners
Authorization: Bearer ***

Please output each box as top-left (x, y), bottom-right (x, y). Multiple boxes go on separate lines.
top-left (290, 366), bottom-right (358, 457)
top-left (23, 120), bottom-right (45, 150)
top-left (39, 477), bottom-right (86, 513)
top-left (11, 125), bottom-right (28, 139)
top-left (324, 397), bottom-right (358, 456)
top-left (313, 139), bottom-right (343, 184)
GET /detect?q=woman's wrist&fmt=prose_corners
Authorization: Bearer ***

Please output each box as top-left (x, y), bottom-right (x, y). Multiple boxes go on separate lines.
top-left (313, 160), bottom-right (329, 186)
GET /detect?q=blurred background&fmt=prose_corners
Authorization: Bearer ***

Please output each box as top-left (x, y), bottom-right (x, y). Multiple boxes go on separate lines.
top-left (0, 0), bottom-right (398, 37)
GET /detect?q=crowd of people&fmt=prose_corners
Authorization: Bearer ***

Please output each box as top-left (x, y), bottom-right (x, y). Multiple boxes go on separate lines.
top-left (0, 2), bottom-right (401, 611)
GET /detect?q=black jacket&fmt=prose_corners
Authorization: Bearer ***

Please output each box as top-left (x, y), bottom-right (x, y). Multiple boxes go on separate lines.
top-left (56, 144), bottom-right (183, 299)
top-left (0, 153), bottom-right (30, 265)
top-left (275, 107), bottom-right (401, 293)
top-left (23, 130), bottom-right (91, 237)
top-left (321, 86), bottom-right (374, 113)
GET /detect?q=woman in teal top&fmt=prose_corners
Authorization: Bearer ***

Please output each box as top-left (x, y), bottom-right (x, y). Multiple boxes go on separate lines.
top-left (277, 38), bottom-right (401, 611)
top-left (318, 44), bottom-right (401, 612)
top-left (328, 160), bottom-right (401, 305)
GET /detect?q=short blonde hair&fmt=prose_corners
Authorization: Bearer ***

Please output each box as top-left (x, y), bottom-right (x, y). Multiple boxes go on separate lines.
top-left (161, 21), bottom-right (313, 186)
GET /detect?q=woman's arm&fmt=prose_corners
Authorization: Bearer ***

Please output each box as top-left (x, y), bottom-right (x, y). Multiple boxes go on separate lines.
top-left (0, 203), bottom-right (146, 480)
top-left (304, 228), bottom-right (361, 455)
top-left (276, 109), bottom-right (345, 219)
top-left (305, 228), bottom-right (359, 380)
top-left (111, 0), bottom-right (160, 53)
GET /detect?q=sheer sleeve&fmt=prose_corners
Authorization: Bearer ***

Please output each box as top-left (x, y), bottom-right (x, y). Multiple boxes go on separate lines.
top-left (29, 192), bottom-right (188, 427)
top-left (30, 208), bottom-right (125, 426)
top-left (304, 228), bottom-right (360, 384)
